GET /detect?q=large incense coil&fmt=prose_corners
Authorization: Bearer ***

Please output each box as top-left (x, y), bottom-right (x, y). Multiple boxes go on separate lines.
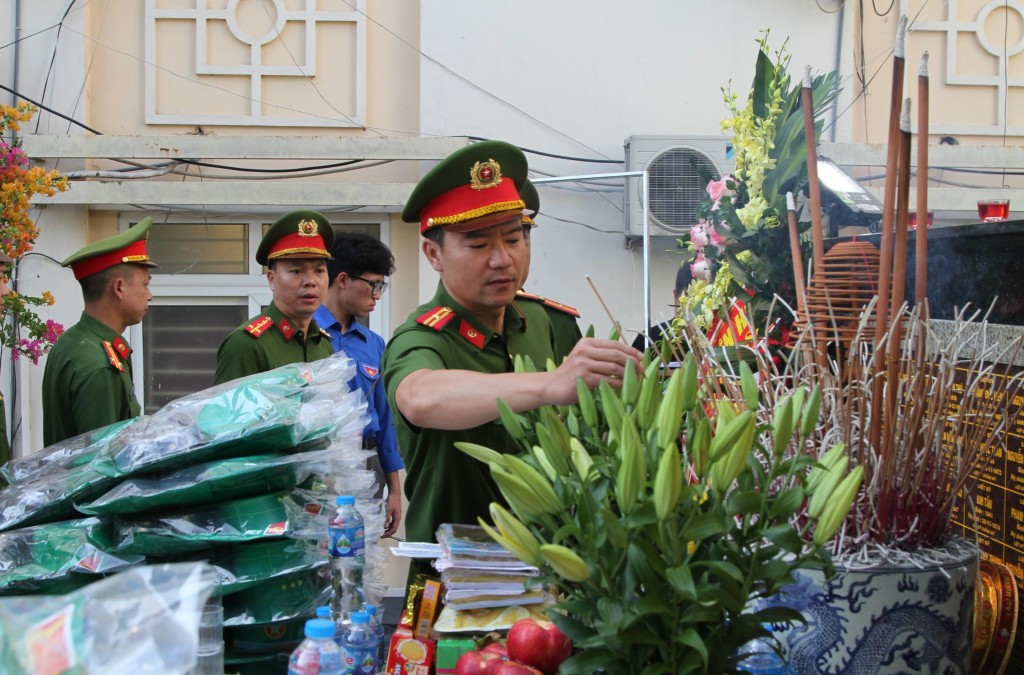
top-left (804, 241), bottom-right (882, 346)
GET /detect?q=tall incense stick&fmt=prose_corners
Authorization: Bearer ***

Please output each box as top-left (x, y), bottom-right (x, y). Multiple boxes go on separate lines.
top-left (915, 52), bottom-right (930, 306)
top-left (802, 67), bottom-right (826, 270)
top-left (786, 192), bottom-right (807, 316)
top-left (869, 14), bottom-right (908, 454)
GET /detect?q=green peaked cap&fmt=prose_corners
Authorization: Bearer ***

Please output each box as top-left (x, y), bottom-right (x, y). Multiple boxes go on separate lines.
top-left (402, 140), bottom-right (528, 234)
top-left (256, 210), bottom-right (335, 266)
top-left (520, 179), bottom-right (539, 220)
top-left (62, 217), bottom-right (159, 280)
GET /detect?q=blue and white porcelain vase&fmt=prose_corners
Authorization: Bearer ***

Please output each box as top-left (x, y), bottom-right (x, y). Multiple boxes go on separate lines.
top-left (758, 538), bottom-right (978, 674)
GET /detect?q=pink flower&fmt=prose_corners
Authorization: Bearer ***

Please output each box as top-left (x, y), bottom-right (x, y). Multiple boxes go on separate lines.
top-left (45, 319), bottom-right (64, 343)
top-left (706, 175), bottom-right (734, 202)
top-left (690, 222), bottom-right (709, 249)
top-left (708, 224), bottom-right (726, 249)
top-left (691, 253), bottom-right (712, 282)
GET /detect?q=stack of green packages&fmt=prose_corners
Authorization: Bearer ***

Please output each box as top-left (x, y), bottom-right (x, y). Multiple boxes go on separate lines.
top-left (0, 353), bottom-right (374, 673)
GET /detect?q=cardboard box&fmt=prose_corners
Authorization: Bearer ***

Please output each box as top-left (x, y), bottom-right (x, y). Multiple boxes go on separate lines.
top-left (414, 579), bottom-right (443, 639)
top-left (435, 638), bottom-right (476, 674)
top-left (384, 626), bottom-right (435, 675)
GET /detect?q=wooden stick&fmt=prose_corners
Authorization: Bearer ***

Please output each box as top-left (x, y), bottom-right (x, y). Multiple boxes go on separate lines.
top-left (869, 14), bottom-right (907, 454)
top-left (879, 99), bottom-right (913, 534)
top-left (802, 67), bottom-right (826, 271)
top-left (915, 52), bottom-right (930, 306)
top-left (890, 99), bottom-right (913, 329)
top-left (786, 192), bottom-right (807, 316)
top-left (585, 274), bottom-right (629, 346)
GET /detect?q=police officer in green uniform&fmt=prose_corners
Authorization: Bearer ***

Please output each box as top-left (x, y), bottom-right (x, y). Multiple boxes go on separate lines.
top-left (213, 210), bottom-right (335, 385)
top-left (42, 218), bottom-right (158, 446)
top-left (515, 179), bottom-right (584, 364)
top-left (382, 141), bottom-right (641, 557)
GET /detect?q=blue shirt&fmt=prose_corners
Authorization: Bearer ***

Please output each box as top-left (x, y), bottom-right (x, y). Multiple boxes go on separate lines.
top-left (313, 305), bottom-right (403, 475)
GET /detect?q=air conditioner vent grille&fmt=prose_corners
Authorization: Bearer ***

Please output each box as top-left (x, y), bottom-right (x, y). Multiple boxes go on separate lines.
top-left (647, 147), bottom-right (723, 232)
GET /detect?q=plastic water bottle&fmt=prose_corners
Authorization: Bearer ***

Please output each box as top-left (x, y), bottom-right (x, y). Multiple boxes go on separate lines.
top-left (288, 619), bottom-right (344, 675)
top-left (329, 495), bottom-right (365, 620)
top-left (737, 629), bottom-right (786, 674)
top-left (363, 604), bottom-right (386, 666)
top-left (339, 611), bottom-right (378, 675)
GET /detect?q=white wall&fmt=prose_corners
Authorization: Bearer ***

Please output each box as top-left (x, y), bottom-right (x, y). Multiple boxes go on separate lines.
top-left (0, 1), bottom-right (90, 454)
top-left (418, 0), bottom-right (849, 340)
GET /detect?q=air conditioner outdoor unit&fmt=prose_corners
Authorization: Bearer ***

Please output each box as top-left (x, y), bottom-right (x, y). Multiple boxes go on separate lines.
top-left (624, 135), bottom-right (735, 237)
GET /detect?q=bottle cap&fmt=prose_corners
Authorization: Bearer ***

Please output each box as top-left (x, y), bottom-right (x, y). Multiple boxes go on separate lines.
top-left (351, 611), bottom-right (370, 624)
top-left (364, 604), bottom-right (377, 616)
top-left (305, 618), bottom-right (337, 639)
top-left (336, 495), bottom-right (355, 506)
top-left (316, 606), bottom-right (331, 618)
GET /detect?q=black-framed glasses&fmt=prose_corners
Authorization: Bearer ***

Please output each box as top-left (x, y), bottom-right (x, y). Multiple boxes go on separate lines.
top-left (351, 275), bottom-right (389, 295)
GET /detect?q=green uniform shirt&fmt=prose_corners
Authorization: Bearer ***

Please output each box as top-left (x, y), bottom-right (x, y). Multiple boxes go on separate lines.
top-left (547, 308), bottom-right (583, 362)
top-left (213, 301), bottom-right (334, 385)
top-left (515, 291), bottom-right (583, 364)
top-left (382, 282), bottom-right (558, 545)
top-left (42, 312), bottom-right (141, 446)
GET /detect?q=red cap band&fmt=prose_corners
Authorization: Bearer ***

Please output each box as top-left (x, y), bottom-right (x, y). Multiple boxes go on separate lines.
top-left (70, 239), bottom-right (152, 280)
top-left (267, 231), bottom-right (330, 260)
top-left (419, 178), bottom-right (524, 234)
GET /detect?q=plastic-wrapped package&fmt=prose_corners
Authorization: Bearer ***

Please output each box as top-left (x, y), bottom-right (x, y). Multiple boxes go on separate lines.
top-left (0, 517), bottom-right (142, 595)
top-left (108, 388), bottom-right (306, 475)
top-left (223, 565), bottom-right (330, 625)
top-left (0, 562), bottom-right (219, 675)
top-left (79, 449), bottom-right (335, 517)
top-left (107, 353), bottom-right (366, 476)
top-left (0, 458), bottom-right (123, 532)
top-left (198, 538), bottom-right (325, 596)
top-left (115, 490), bottom-right (302, 556)
top-left (0, 419), bottom-right (134, 485)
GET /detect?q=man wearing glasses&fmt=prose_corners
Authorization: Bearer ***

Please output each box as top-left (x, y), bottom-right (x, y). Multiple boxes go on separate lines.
top-left (314, 233), bottom-right (403, 538)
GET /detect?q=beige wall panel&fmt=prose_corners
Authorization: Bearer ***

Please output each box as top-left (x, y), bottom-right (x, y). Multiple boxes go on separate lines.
top-left (858, 2), bottom-right (1024, 142)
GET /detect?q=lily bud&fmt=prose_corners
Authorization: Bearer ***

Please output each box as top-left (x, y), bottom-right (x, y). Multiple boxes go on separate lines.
top-left (539, 544), bottom-right (592, 582)
top-left (813, 466), bottom-right (863, 545)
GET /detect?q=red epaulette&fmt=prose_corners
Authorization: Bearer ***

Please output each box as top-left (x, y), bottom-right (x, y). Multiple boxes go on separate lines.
top-left (416, 306), bottom-right (456, 332)
top-left (244, 315), bottom-right (274, 338)
top-left (516, 291), bottom-right (580, 318)
top-left (101, 341), bottom-right (125, 372)
top-left (111, 336), bottom-right (131, 359)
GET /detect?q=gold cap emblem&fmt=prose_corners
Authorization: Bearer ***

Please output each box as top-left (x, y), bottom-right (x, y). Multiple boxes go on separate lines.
top-left (297, 219), bottom-right (318, 237)
top-left (470, 159), bottom-right (503, 190)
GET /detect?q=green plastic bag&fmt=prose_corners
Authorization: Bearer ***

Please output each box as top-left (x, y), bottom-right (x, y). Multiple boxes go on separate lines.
top-left (115, 491), bottom-right (298, 556)
top-left (78, 450), bottom-right (331, 516)
top-left (0, 517), bottom-right (142, 595)
top-left (108, 360), bottom-right (350, 475)
top-left (0, 419), bottom-right (133, 485)
top-left (162, 538), bottom-right (326, 597)
top-left (223, 565), bottom-right (330, 625)
top-left (0, 456), bottom-right (123, 532)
